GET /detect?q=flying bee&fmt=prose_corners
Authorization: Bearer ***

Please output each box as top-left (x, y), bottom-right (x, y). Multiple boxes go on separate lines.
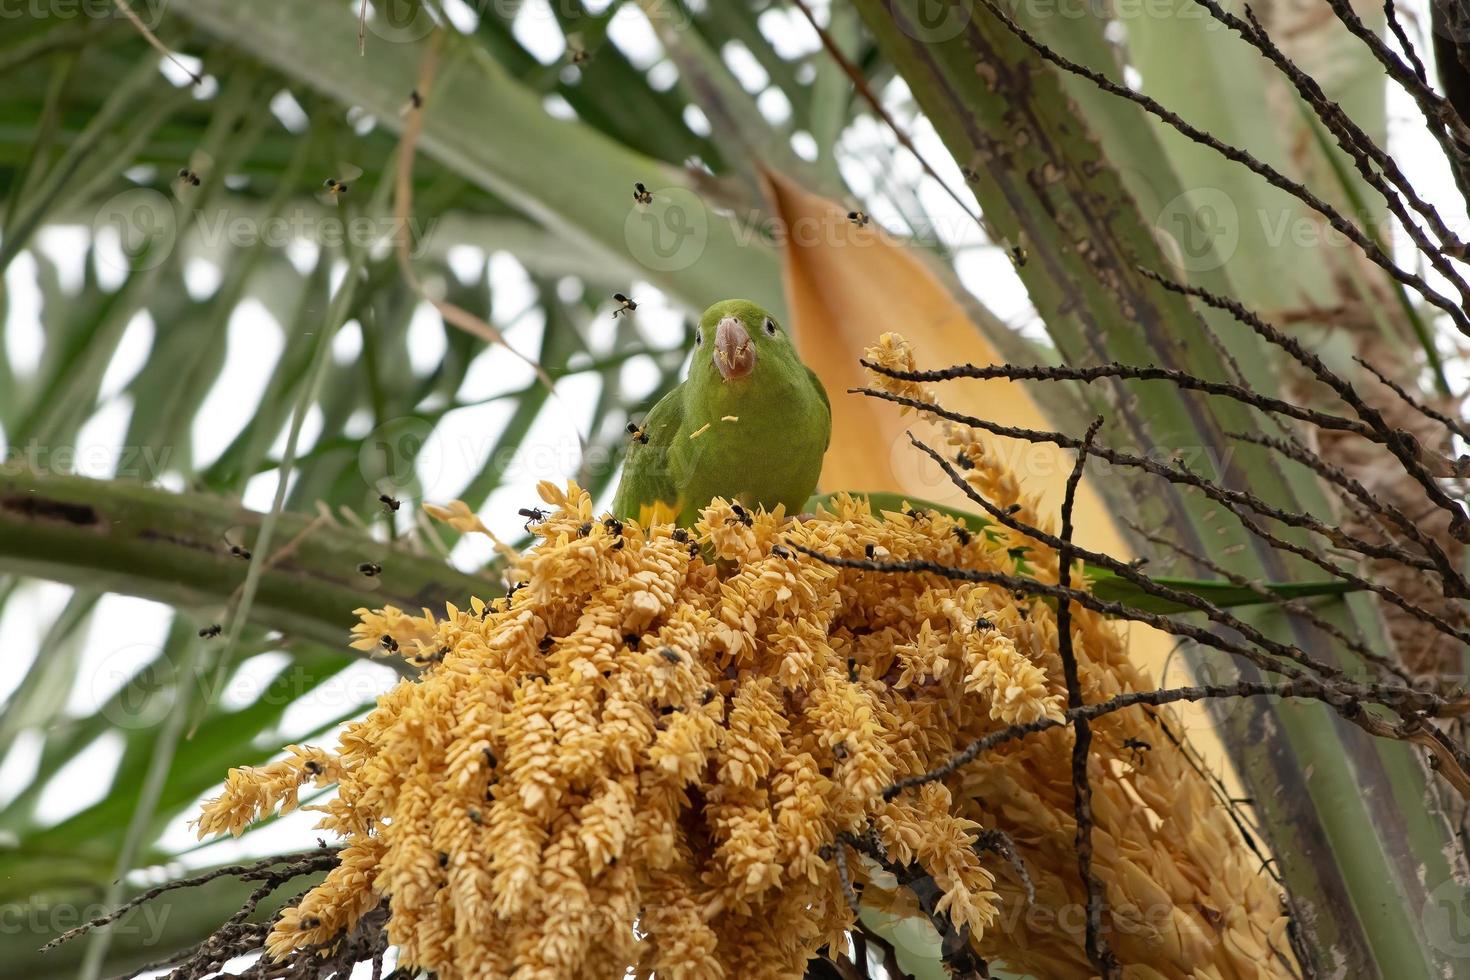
top-left (633, 182), bottom-right (653, 206)
top-left (379, 492), bottom-right (401, 514)
top-left (172, 150), bottom-right (211, 204)
top-left (846, 210), bottom-right (870, 227)
top-left (567, 32), bottom-right (592, 66)
top-left (358, 561), bottom-right (382, 577)
top-left (199, 623), bottom-right (222, 639)
top-left (612, 292), bottom-right (637, 318)
top-left (317, 164), bottom-right (364, 207)
top-left (626, 421), bottom-right (648, 445)
top-left (320, 178), bottom-right (347, 205)
top-left (999, 230), bottom-right (1034, 268)
top-left (221, 529), bottom-right (252, 561)
top-left (518, 506), bottom-right (547, 530)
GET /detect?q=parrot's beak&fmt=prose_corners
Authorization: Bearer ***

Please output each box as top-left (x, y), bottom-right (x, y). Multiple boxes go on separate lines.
top-left (713, 316), bottom-right (755, 381)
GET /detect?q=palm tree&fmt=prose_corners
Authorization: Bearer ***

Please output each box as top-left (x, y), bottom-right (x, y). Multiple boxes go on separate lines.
top-left (2, 0), bottom-right (1468, 976)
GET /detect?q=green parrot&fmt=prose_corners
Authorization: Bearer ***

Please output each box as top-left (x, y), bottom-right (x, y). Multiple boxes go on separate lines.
top-left (612, 299), bottom-right (832, 526)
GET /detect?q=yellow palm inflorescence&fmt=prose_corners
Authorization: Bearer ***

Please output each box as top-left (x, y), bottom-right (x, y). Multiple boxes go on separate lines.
top-left (196, 345), bottom-right (1295, 979)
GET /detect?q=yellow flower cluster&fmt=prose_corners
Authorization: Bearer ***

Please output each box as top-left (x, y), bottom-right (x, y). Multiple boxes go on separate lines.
top-left (198, 405), bottom-right (1294, 979)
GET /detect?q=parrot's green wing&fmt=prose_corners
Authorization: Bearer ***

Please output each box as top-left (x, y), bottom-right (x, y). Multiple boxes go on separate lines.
top-left (805, 365), bottom-right (832, 453)
top-left (613, 383), bottom-right (687, 521)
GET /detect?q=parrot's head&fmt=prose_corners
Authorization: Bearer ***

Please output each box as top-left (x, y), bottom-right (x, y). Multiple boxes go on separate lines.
top-left (692, 299), bottom-right (792, 387)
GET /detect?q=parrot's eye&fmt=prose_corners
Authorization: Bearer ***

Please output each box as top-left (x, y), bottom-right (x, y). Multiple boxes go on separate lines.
top-left (694, 329), bottom-right (702, 347)
top-left (763, 317), bottom-right (777, 336)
